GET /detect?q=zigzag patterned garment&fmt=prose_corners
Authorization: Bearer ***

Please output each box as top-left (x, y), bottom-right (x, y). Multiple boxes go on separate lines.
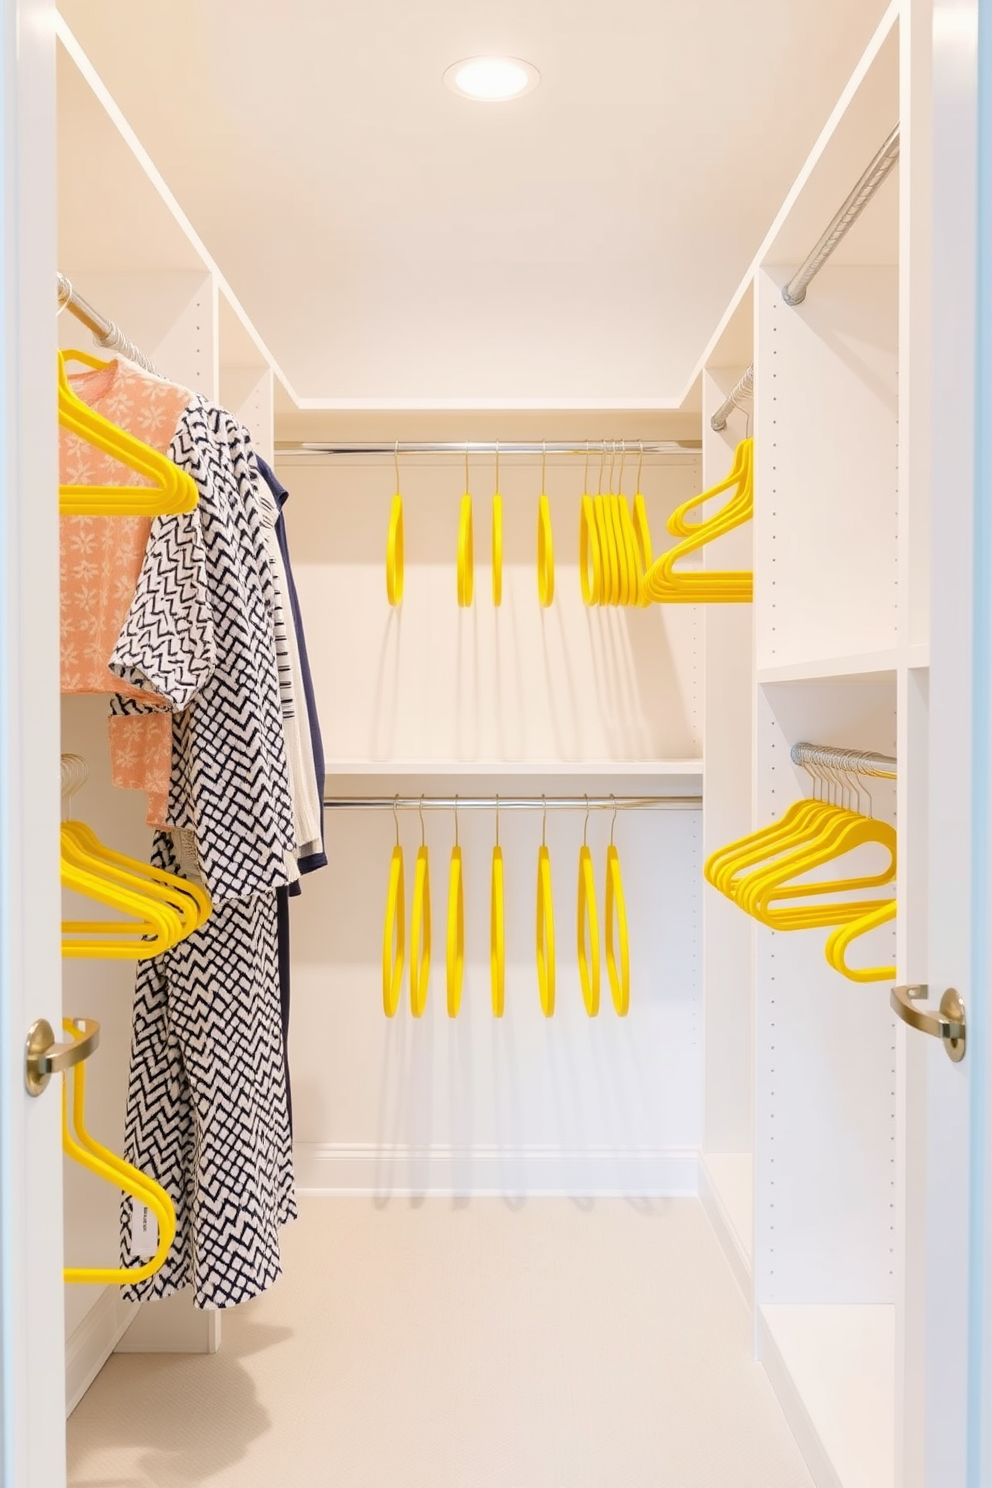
top-left (89, 384), bottom-right (299, 1304)
top-left (110, 397), bottom-right (296, 901)
top-left (117, 835), bottom-right (296, 1308)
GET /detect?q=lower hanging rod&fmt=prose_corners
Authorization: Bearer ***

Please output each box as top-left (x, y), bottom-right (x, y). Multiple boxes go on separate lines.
top-left (323, 794), bottom-right (700, 812)
top-left (791, 741), bottom-right (896, 781)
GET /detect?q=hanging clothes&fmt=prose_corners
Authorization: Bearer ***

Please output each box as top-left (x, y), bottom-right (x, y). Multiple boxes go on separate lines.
top-left (62, 358), bottom-right (297, 1306)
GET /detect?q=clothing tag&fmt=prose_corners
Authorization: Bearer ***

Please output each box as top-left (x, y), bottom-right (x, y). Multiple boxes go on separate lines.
top-left (131, 1200), bottom-right (158, 1259)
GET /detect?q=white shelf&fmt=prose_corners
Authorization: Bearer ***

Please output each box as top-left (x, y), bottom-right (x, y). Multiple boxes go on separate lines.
top-left (757, 650), bottom-right (900, 685)
top-left (324, 759), bottom-right (703, 780)
top-left (699, 1152), bottom-right (752, 1298)
top-left (760, 1304), bottom-right (895, 1488)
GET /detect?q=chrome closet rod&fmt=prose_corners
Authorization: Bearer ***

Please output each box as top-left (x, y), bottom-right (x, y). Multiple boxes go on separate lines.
top-left (790, 741), bottom-right (897, 781)
top-left (323, 794), bottom-right (700, 812)
top-left (709, 365), bottom-right (754, 434)
top-left (709, 126), bottom-right (899, 433)
top-left (278, 440), bottom-right (700, 458)
top-left (57, 271), bottom-right (162, 378)
top-left (782, 125), bottom-right (900, 307)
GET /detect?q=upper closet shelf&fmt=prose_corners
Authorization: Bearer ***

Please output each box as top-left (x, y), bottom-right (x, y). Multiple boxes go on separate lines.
top-left (756, 644), bottom-right (929, 686)
top-left (325, 759), bottom-right (703, 781)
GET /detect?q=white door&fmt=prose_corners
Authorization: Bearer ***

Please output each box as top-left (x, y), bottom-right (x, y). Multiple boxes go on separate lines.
top-left (0, 0), bottom-right (65, 1483)
top-left (899, 1), bottom-right (989, 1485)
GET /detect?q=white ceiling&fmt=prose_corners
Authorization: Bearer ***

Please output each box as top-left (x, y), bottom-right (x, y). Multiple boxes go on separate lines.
top-left (58, 0), bottom-right (892, 409)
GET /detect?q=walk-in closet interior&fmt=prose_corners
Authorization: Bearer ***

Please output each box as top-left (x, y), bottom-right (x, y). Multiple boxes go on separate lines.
top-left (2, 0), bottom-right (989, 1485)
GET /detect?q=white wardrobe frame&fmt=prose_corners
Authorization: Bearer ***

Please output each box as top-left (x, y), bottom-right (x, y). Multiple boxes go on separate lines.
top-left (2, 2), bottom-right (991, 1486)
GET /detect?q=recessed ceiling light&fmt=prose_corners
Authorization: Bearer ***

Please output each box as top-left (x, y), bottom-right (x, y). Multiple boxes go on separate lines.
top-left (443, 56), bottom-right (540, 103)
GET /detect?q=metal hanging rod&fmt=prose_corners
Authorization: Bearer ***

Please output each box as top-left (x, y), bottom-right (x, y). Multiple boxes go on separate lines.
top-left (57, 272), bottom-right (163, 378)
top-left (277, 440), bottom-right (700, 458)
top-left (790, 741), bottom-right (897, 781)
top-left (323, 794), bottom-right (700, 812)
top-left (782, 125), bottom-right (899, 307)
top-left (710, 365), bottom-right (754, 433)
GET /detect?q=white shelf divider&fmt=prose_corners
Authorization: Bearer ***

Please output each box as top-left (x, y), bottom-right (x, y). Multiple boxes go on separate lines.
top-left (699, 1152), bottom-right (753, 1299)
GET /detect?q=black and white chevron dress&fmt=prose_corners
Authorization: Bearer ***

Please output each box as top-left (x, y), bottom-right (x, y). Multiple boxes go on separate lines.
top-left (110, 398), bottom-right (298, 1308)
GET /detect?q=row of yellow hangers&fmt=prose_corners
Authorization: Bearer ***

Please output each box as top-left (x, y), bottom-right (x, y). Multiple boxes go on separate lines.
top-left (705, 751), bottom-right (896, 982)
top-left (382, 798), bottom-right (630, 1020)
top-left (57, 349), bottom-right (198, 515)
top-left (60, 756), bottom-right (211, 1284)
top-left (385, 439), bottom-right (754, 609)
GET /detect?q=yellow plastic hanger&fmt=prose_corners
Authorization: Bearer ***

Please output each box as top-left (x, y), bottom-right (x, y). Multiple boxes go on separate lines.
top-left (457, 448), bottom-right (474, 607)
top-left (605, 799), bottom-right (630, 1016)
top-left (447, 799), bottom-right (465, 1017)
top-left (58, 351), bottom-right (198, 517)
top-left (492, 443), bottom-right (503, 607)
top-left (577, 800), bottom-right (600, 1017)
top-left (62, 1024), bottom-right (176, 1285)
top-left (410, 798), bottom-right (431, 1017)
top-left (61, 837), bottom-right (187, 959)
top-left (383, 799), bottom-right (405, 1017)
top-left (580, 446), bottom-right (603, 606)
top-left (643, 439), bottom-right (753, 603)
top-left (537, 798), bottom-right (555, 1016)
top-left (491, 798), bottom-right (505, 1017)
top-left (60, 820), bottom-right (210, 939)
top-left (736, 813), bottom-right (897, 929)
top-left (631, 445), bottom-right (653, 606)
top-left (386, 444), bottom-right (404, 606)
top-left (824, 899), bottom-right (897, 982)
top-left (537, 444), bottom-right (554, 607)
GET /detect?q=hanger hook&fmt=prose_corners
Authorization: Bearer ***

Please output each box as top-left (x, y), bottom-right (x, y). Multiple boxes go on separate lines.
top-left (617, 443), bottom-right (626, 498)
top-left (465, 441), bottom-right (470, 493)
top-left (584, 793), bottom-right (590, 847)
top-left (637, 439), bottom-right (644, 494)
top-left (393, 793), bottom-right (400, 846)
top-left (495, 792), bottom-right (500, 847)
top-left (419, 794), bottom-right (426, 846)
top-left (584, 440), bottom-right (590, 494)
top-left (610, 793), bottom-right (618, 846)
top-left (542, 794), bottom-right (547, 847)
top-left (598, 442), bottom-right (606, 495)
top-left (454, 792), bottom-right (459, 847)
top-left (608, 440), bottom-right (616, 496)
top-left (394, 439), bottom-right (400, 493)
top-left (542, 438), bottom-right (547, 493)
top-left (495, 438), bottom-right (500, 493)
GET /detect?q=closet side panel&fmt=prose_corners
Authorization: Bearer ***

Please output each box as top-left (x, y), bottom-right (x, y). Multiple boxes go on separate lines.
top-left (753, 680), bottom-right (897, 1304)
top-left (701, 369), bottom-right (754, 1155)
top-left (754, 265), bottom-right (898, 671)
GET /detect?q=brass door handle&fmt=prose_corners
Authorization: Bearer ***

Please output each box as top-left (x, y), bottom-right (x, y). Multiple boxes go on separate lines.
top-left (891, 985), bottom-right (966, 1063)
top-left (25, 1016), bottom-right (100, 1096)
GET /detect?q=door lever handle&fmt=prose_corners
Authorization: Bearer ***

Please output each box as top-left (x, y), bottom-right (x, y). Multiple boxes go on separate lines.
top-left (24, 1016), bottom-right (100, 1096)
top-left (891, 985), bottom-right (966, 1062)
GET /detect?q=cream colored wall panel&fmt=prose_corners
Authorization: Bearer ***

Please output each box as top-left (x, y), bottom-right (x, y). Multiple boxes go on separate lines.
top-left (288, 799), bottom-right (702, 1189)
top-left (754, 265), bottom-right (898, 671)
top-left (282, 455), bottom-right (702, 766)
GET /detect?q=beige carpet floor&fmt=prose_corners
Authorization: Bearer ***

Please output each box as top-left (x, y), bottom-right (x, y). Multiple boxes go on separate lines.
top-left (67, 1197), bottom-right (813, 1488)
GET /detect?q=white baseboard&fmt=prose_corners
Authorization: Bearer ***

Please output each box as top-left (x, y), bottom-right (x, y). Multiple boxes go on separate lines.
top-left (65, 1287), bottom-right (139, 1417)
top-left (758, 1309), bottom-right (843, 1488)
top-left (698, 1153), bottom-right (752, 1300)
top-left (294, 1143), bottom-right (699, 1197)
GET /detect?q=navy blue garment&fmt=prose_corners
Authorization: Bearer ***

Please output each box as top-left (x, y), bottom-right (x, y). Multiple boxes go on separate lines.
top-left (257, 456), bottom-right (326, 1139)
top-left (256, 455), bottom-right (327, 876)
top-left (276, 885), bottom-right (292, 1134)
